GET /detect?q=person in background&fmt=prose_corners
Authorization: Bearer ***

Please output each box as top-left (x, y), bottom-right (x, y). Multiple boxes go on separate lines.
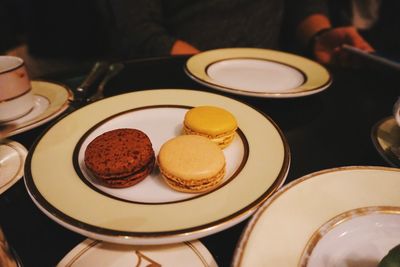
top-left (328, 0), bottom-right (400, 59)
top-left (108, 0), bottom-right (373, 66)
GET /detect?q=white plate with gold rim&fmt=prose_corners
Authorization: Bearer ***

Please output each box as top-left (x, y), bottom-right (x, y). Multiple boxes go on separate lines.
top-left (302, 207), bottom-right (400, 267)
top-left (185, 48), bottom-right (332, 98)
top-left (24, 89), bottom-right (290, 245)
top-left (57, 239), bottom-right (217, 267)
top-left (371, 116), bottom-right (400, 167)
top-left (232, 166), bottom-right (400, 267)
top-left (0, 139), bottom-right (27, 195)
top-left (0, 80), bottom-right (72, 138)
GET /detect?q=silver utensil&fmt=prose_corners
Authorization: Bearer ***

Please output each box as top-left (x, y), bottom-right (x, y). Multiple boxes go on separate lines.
top-left (342, 44), bottom-right (400, 71)
top-left (74, 61), bottom-right (110, 102)
top-left (87, 63), bottom-right (124, 103)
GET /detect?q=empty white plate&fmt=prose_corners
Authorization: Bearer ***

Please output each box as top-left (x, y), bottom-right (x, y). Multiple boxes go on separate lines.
top-left (232, 166), bottom-right (400, 267)
top-left (185, 48), bottom-right (332, 98)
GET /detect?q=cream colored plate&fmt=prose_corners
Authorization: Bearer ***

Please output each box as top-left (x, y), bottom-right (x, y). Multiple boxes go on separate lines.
top-left (185, 48), bottom-right (332, 98)
top-left (57, 239), bottom-right (217, 267)
top-left (0, 80), bottom-right (72, 138)
top-left (232, 166), bottom-right (400, 267)
top-left (24, 89), bottom-right (290, 245)
top-left (0, 139), bottom-right (27, 195)
top-left (371, 116), bottom-right (400, 167)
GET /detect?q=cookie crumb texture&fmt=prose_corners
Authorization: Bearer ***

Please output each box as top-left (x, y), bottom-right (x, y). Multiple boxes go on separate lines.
top-left (84, 128), bottom-right (155, 179)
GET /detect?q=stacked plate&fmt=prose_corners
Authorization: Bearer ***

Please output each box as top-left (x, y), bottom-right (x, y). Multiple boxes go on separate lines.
top-left (0, 80), bottom-right (72, 139)
top-left (0, 80), bottom-right (71, 195)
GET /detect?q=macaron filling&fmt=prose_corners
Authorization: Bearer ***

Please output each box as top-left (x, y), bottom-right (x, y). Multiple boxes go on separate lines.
top-left (160, 163), bottom-right (225, 192)
top-left (183, 124), bottom-right (236, 148)
top-left (183, 106), bottom-right (238, 148)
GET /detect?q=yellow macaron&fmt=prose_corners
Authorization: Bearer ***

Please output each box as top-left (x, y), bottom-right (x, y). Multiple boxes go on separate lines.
top-left (157, 135), bottom-right (226, 193)
top-left (183, 106), bottom-right (238, 148)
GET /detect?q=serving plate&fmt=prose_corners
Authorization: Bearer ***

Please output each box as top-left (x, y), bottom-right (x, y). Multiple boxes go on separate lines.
top-left (0, 80), bottom-right (72, 138)
top-left (57, 239), bottom-right (217, 267)
top-left (232, 166), bottom-right (400, 267)
top-left (24, 89), bottom-right (290, 245)
top-left (185, 48), bottom-right (332, 98)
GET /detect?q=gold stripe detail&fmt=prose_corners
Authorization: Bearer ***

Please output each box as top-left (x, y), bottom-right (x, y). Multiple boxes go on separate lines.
top-left (0, 88), bottom-right (32, 103)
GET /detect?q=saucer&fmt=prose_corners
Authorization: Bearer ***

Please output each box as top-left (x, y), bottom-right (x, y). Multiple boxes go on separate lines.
top-left (0, 80), bottom-right (72, 138)
top-left (0, 139), bottom-right (27, 195)
top-left (57, 239), bottom-right (217, 267)
top-left (371, 116), bottom-right (400, 167)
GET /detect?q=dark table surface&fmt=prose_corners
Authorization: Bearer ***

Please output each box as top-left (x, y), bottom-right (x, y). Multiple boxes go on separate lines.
top-left (1, 55), bottom-right (399, 267)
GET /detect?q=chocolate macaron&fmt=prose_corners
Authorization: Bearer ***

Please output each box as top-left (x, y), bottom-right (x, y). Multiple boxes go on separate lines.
top-left (84, 128), bottom-right (155, 188)
top-left (158, 135), bottom-right (226, 193)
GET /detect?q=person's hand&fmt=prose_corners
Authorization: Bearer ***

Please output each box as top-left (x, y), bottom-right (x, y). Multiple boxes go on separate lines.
top-left (170, 40), bottom-right (200, 55)
top-left (313, 26), bottom-right (374, 66)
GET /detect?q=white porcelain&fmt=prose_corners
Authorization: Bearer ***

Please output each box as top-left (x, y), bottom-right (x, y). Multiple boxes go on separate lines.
top-left (25, 89), bottom-right (290, 245)
top-left (57, 239), bottom-right (217, 267)
top-left (207, 59), bottom-right (305, 93)
top-left (0, 56), bottom-right (33, 122)
top-left (185, 48), bottom-right (332, 98)
top-left (0, 80), bottom-right (72, 139)
top-left (232, 166), bottom-right (400, 267)
top-left (78, 107), bottom-right (245, 203)
top-left (302, 207), bottom-right (400, 267)
top-left (393, 97), bottom-right (400, 127)
top-left (0, 139), bottom-right (27, 195)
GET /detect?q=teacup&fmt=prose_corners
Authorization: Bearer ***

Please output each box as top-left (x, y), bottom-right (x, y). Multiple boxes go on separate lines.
top-left (0, 56), bottom-right (34, 123)
top-left (394, 97), bottom-right (400, 127)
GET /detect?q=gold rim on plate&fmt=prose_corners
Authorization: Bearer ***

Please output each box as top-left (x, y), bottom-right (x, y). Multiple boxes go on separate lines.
top-left (185, 48), bottom-right (332, 98)
top-left (57, 239), bottom-right (217, 267)
top-left (0, 139), bottom-right (27, 195)
top-left (0, 80), bottom-right (72, 138)
top-left (24, 89), bottom-right (290, 245)
top-left (233, 166), bottom-right (400, 267)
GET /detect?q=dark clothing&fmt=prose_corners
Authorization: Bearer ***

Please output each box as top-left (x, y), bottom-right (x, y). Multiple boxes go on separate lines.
top-left (110, 0), bottom-right (328, 58)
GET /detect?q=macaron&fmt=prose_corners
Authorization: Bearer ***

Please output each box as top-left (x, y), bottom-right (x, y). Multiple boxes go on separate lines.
top-left (183, 106), bottom-right (238, 148)
top-left (84, 128), bottom-right (155, 188)
top-left (157, 135), bottom-right (226, 193)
